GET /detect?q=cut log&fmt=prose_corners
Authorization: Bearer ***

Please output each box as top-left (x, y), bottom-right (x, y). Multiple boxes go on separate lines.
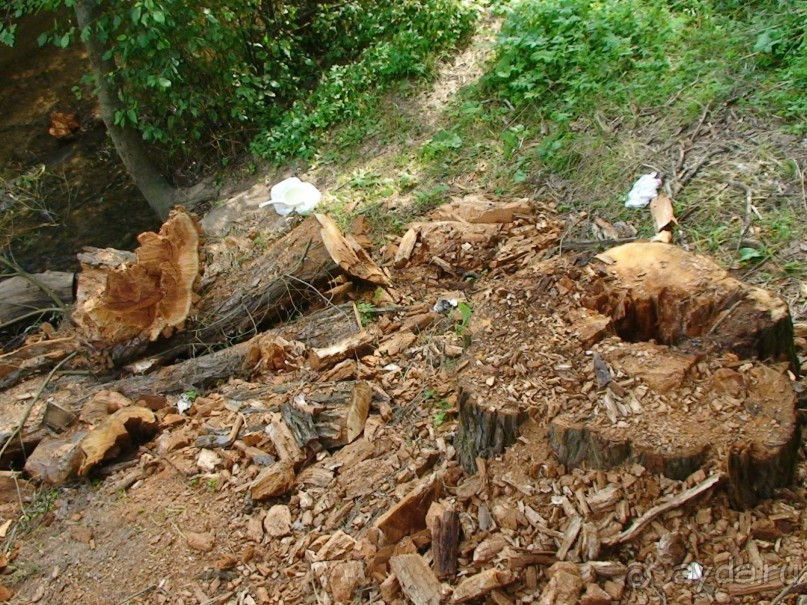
top-left (145, 214), bottom-right (385, 367)
top-left (431, 194), bottom-right (532, 224)
top-left (0, 271), bottom-right (73, 326)
top-left (374, 472), bottom-right (442, 544)
top-left (78, 406), bottom-right (159, 476)
top-left (451, 568), bottom-right (516, 604)
top-left (0, 337), bottom-right (79, 391)
top-left (249, 460), bottom-right (295, 500)
top-left (72, 207), bottom-right (202, 358)
top-left (266, 415), bottom-right (305, 467)
top-left (102, 304), bottom-right (359, 400)
top-left (282, 381), bottom-right (373, 450)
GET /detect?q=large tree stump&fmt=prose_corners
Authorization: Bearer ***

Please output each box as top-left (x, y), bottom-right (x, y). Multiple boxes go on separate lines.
top-left (456, 242), bottom-right (799, 508)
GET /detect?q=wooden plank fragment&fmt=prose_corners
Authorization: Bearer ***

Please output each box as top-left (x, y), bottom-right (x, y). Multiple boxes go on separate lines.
top-left (389, 554), bottom-right (442, 605)
top-left (432, 510), bottom-right (460, 580)
top-left (451, 568), bottom-right (516, 604)
top-left (249, 460), bottom-right (296, 500)
top-left (266, 415), bottom-right (305, 466)
top-left (374, 472), bottom-right (442, 544)
top-left (308, 330), bottom-right (375, 371)
top-left (394, 228), bottom-right (419, 268)
top-left (650, 194), bottom-right (676, 234)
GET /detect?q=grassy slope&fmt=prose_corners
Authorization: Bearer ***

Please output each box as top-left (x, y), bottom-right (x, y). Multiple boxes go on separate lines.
top-left (274, 0), bottom-right (806, 319)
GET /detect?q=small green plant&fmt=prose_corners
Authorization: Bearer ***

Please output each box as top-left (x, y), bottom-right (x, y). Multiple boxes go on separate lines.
top-left (738, 246), bottom-right (767, 264)
top-left (455, 302), bottom-right (473, 336)
top-left (183, 390), bottom-right (199, 401)
top-left (431, 397), bottom-right (451, 427)
top-left (356, 302), bottom-right (378, 326)
top-left (421, 129), bottom-right (464, 160)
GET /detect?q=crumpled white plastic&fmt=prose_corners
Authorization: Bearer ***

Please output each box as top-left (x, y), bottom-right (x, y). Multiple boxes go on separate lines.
top-left (684, 561), bottom-right (704, 582)
top-left (625, 172), bottom-right (663, 208)
top-left (259, 177), bottom-right (321, 216)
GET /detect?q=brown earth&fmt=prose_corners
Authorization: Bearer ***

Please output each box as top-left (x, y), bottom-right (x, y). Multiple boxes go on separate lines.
top-left (0, 194), bottom-right (804, 605)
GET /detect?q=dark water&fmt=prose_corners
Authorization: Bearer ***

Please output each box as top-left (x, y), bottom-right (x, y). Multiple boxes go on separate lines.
top-left (0, 11), bottom-right (160, 273)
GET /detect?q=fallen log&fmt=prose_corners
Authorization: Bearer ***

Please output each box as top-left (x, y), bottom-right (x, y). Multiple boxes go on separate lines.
top-left (0, 270), bottom-right (73, 329)
top-left (74, 213), bottom-right (388, 367)
top-left (0, 337), bottom-right (79, 391)
top-left (102, 304), bottom-right (361, 400)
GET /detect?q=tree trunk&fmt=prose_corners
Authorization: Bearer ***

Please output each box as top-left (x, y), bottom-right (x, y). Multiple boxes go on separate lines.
top-left (73, 0), bottom-right (213, 220)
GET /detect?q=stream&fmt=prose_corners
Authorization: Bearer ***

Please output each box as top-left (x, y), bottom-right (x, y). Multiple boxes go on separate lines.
top-left (0, 11), bottom-right (160, 273)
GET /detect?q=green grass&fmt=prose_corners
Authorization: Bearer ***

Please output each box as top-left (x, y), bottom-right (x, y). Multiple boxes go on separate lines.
top-left (279, 0), bottom-right (806, 300)
top-left (399, 0), bottom-right (807, 290)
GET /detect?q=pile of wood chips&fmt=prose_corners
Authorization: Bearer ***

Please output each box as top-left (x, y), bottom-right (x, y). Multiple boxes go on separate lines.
top-left (2, 195), bottom-right (806, 605)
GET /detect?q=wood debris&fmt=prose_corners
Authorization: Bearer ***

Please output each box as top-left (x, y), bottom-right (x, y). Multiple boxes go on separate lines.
top-left (2, 197), bottom-right (806, 605)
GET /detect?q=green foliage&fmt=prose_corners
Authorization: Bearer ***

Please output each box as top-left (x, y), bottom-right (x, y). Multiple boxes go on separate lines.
top-left (482, 0), bottom-right (806, 137)
top-left (455, 301), bottom-right (472, 336)
top-left (4, 0), bottom-right (477, 167)
top-left (251, 0), bottom-right (477, 162)
top-left (421, 129), bottom-right (464, 159)
top-left (483, 0), bottom-right (678, 115)
top-left (356, 301), bottom-right (377, 326)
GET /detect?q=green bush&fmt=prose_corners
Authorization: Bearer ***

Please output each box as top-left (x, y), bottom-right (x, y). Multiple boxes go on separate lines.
top-left (251, 0), bottom-right (477, 162)
top-left (482, 0), bottom-right (806, 132)
top-left (483, 0), bottom-right (678, 115)
top-left (5, 0), bottom-right (476, 167)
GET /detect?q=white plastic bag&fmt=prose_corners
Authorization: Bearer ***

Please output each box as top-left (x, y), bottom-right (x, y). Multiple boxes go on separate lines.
top-left (259, 177), bottom-right (321, 216)
top-left (625, 172), bottom-right (662, 208)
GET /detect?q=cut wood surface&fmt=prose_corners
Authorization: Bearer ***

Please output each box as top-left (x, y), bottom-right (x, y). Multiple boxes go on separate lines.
top-left (73, 207), bottom-right (202, 354)
top-left (389, 554), bottom-right (442, 605)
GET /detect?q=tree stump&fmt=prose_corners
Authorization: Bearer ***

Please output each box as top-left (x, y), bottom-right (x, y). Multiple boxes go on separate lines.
top-left (455, 242), bottom-right (799, 508)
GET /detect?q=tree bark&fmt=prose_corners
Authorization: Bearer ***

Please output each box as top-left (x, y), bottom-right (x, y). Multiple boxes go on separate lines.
top-left (73, 0), bottom-right (214, 220)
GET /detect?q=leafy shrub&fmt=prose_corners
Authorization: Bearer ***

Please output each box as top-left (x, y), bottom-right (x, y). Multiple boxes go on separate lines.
top-left (483, 0), bottom-right (678, 115)
top-left (251, 0), bottom-right (476, 162)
